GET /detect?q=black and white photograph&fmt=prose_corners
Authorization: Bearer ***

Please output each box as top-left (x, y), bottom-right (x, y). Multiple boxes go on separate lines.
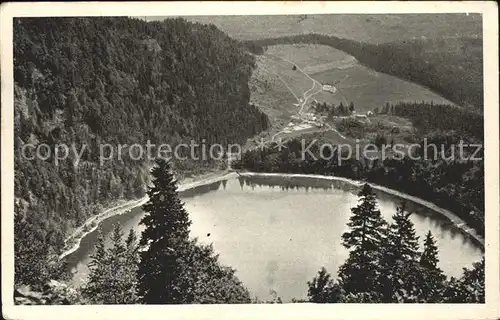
top-left (1, 1), bottom-right (499, 319)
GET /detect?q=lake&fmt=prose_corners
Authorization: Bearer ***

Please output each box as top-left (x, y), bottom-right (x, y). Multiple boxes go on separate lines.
top-left (65, 174), bottom-right (484, 302)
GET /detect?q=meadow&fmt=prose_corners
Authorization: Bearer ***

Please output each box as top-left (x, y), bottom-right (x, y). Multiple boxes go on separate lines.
top-left (250, 44), bottom-right (455, 118)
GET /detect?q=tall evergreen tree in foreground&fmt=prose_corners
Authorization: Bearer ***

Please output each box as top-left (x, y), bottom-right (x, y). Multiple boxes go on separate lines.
top-left (420, 231), bottom-right (440, 270)
top-left (307, 267), bottom-right (342, 303)
top-left (338, 183), bottom-right (387, 294)
top-left (442, 257), bottom-right (485, 303)
top-left (136, 158), bottom-right (251, 304)
top-left (82, 224), bottom-right (139, 304)
top-left (305, 187), bottom-right (485, 303)
top-left (419, 230), bottom-right (446, 301)
top-left (137, 159), bottom-right (192, 304)
top-left (379, 203), bottom-right (422, 302)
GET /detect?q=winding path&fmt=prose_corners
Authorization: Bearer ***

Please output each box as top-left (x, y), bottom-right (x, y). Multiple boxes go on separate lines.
top-left (263, 54), bottom-right (349, 143)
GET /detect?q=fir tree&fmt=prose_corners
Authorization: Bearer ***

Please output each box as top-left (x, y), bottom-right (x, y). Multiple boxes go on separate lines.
top-left (419, 230), bottom-right (446, 301)
top-left (82, 225), bottom-right (139, 304)
top-left (420, 231), bottom-right (440, 270)
top-left (109, 223), bottom-right (126, 259)
top-left (82, 229), bottom-right (110, 303)
top-left (177, 239), bottom-right (251, 304)
top-left (338, 184), bottom-right (387, 294)
top-left (338, 102), bottom-right (345, 115)
top-left (379, 203), bottom-right (421, 302)
top-left (137, 158), bottom-right (192, 304)
top-left (14, 209), bottom-right (51, 287)
top-left (307, 267), bottom-right (343, 303)
top-left (349, 101), bottom-right (355, 113)
top-left (125, 228), bottom-right (139, 262)
top-left (386, 203), bottom-right (420, 262)
top-left (442, 257), bottom-right (484, 303)
top-left (108, 224), bottom-right (138, 304)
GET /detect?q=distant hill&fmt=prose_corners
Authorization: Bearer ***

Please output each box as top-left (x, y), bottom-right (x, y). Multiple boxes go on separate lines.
top-left (179, 14), bottom-right (482, 44)
top-left (174, 14), bottom-right (483, 110)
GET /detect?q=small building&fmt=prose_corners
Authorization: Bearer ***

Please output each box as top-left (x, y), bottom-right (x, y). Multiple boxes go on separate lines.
top-left (322, 84), bottom-right (336, 93)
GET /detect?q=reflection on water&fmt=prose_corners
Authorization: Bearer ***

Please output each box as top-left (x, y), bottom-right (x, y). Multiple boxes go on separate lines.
top-left (236, 175), bottom-right (360, 194)
top-left (66, 175), bottom-right (484, 302)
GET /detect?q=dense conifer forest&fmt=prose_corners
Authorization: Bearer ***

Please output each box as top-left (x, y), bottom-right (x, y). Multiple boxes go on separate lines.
top-left (14, 17), bottom-right (269, 287)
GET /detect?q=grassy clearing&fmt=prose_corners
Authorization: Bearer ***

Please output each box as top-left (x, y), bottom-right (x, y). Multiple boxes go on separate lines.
top-left (266, 44), bottom-right (353, 69)
top-left (248, 43), bottom-right (455, 154)
top-left (262, 55), bottom-right (314, 99)
top-left (313, 65), bottom-right (455, 113)
top-left (252, 43), bottom-right (455, 119)
top-left (249, 56), bottom-right (298, 122)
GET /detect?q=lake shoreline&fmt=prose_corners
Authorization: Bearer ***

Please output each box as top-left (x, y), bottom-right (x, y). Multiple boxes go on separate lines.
top-left (59, 170), bottom-right (238, 261)
top-left (239, 172), bottom-right (485, 249)
top-left (60, 170), bottom-right (483, 261)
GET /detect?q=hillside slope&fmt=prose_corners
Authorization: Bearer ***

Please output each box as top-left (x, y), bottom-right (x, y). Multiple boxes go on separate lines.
top-left (182, 14), bottom-right (482, 44)
top-left (13, 17), bottom-right (269, 287)
top-left (245, 34), bottom-right (483, 110)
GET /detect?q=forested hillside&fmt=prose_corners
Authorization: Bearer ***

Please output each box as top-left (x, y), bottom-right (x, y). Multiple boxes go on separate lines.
top-left (13, 17), bottom-right (269, 286)
top-left (244, 34), bottom-right (483, 109)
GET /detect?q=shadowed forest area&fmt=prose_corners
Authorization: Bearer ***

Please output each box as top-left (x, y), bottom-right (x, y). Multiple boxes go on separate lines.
top-left (14, 17), bottom-right (269, 287)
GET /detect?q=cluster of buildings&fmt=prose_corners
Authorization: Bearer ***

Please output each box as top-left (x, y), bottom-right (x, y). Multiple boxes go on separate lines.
top-left (350, 110), bottom-right (373, 123)
top-left (291, 112), bottom-right (326, 128)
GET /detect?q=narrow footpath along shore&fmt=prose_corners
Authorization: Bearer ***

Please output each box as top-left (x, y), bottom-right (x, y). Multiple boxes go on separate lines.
top-left (58, 170), bottom-right (238, 260)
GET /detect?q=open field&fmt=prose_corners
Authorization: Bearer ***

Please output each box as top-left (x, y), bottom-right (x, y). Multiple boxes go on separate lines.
top-left (249, 56), bottom-right (298, 122)
top-left (266, 44), bottom-right (355, 69)
top-left (181, 14), bottom-right (481, 44)
top-left (262, 54), bottom-right (315, 102)
top-left (313, 65), bottom-right (456, 113)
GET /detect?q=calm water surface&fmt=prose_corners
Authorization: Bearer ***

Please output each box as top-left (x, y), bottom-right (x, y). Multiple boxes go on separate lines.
top-left (66, 175), bottom-right (483, 302)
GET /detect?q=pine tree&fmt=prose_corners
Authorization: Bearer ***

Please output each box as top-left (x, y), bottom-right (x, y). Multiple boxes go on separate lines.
top-left (14, 209), bottom-right (51, 287)
top-left (419, 230), bottom-right (446, 301)
top-left (125, 228), bottom-right (139, 260)
top-left (137, 158), bottom-right (192, 304)
top-left (338, 102), bottom-right (345, 115)
top-left (420, 231), bottom-right (441, 270)
top-left (379, 203), bottom-right (421, 302)
top-left (338, 184), bottom-right (387, 294)
top-left (387, 203), bottom-right (420, 262)
top-left (82, 225), bottom-right (139, 304)
top-left (442, 257), bottom-right (484, 303)
top-left (176, 239), bottom-right (251, 304)
top-left (107, 223), bottom-right (128, 303)
top-left (82, 229), bottom-right (110, 303)
top-left (109, 223), bottom-right (126, 258)
top-left (349, 101), bottom-right (355, 113)
top-left (307, 267), bottom-right (343, 303)
top-left (374, 132), bottom-right (387, 148)
top-left (384, 102), bottom-right (390, 114)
